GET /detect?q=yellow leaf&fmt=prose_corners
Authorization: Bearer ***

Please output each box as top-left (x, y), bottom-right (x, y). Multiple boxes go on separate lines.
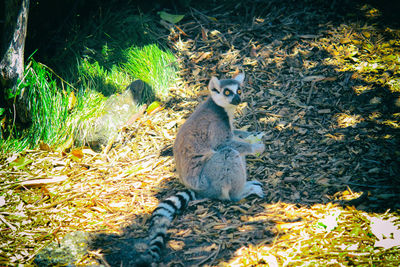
top-left (168, 240), bottom-right (185, 250)
top-left (340, 38), bottom-right (351, 44)
top-left (39, 142), bottom-right (51, 151)
top-left (68, 91), bottom-right (77, 111)
top-left (363, 31), bottom-right (371, 38)
top-left (9, 156), bottom-right (33, 170)
top-left (71, 148), bottom-right (84, 159)
top-left (146, 101), bottom-right (163, 115)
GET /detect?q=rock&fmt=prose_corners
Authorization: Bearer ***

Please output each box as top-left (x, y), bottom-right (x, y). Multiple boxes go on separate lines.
top-left (75, 80), bottom-right (153, 151)
top-left (34, 231), bottom-right (92, 267)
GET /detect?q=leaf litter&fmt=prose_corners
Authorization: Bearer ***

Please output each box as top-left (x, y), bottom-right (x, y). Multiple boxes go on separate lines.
top-left (1, 0), bottom-right (400, 266)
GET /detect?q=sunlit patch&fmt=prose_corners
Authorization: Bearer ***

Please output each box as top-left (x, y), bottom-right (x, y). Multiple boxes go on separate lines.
top-left (353, 85), bottom-right (373, 95)
top-left (335, 113), bottom-right (363, 128)
top-left (382, 120), bottom-right (400, 129)
top-left (360, 4), bottom-right (381, 18)
top-left (333, 188), bottom-right (363, 202)
top-left (228, 245), bottom-right (279, 267)
top-left (173, 38), bottom-right (193, 52)
top-left (274, 121), bottom-right (287, 131)
top-left (369, 111), bottom-right (382, 120)
top-left (365, 214), bottom-right (400, 250)
top-left (255, 18), bottom-right (265, 24)
top-left (315, 211), bottom-right (341, 232)
top-left (259, 116), bottom-right (278, 125)
top-left (387, 78), bottom-right (400, 93)
top-left (325, 133), bottom-right (345, 141)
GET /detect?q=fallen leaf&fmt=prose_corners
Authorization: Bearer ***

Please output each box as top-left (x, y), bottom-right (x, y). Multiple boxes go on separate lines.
top-left (168, 240), bottom-right (185, 251)
top-left (318, 109), bottom-right (331, 114)
top-left (159, 11), bottom-right (185, 24)
top-left (71, 148), bottom-right (84, 159)
top-left (201, 28), bottom-right (208, 40)
top-left (9, 156), bottom-right (33, 170)
top-left (299, 34), bottom-right (320, 39)
top-left (302, 75), bottom-right (326, 82)
top-left (250, 45), bottom-right (258, 57)
top-left (39, 142), bottom-right (51, 151)
top-left (146, 101), bottom-right (163, 115)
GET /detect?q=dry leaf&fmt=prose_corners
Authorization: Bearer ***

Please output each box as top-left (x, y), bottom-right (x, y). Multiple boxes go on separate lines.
top-left (71, 148), bottom-right (84, 159)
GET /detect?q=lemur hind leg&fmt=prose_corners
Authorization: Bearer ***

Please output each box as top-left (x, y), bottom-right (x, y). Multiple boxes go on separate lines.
top-left (198, 146), bottom-right (264, 201)
top-left (230, 180), bottom-right (264, 202)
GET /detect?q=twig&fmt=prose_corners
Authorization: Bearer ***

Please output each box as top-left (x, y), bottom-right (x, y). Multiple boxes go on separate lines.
top-left (197, 243), bottom-right (221, 266)
top-left (18, 175), bottom-right (69, 187)
top-left (0, 214), bottom-right (17, 231)
top-left (306, 80), bottom-right (316, 105)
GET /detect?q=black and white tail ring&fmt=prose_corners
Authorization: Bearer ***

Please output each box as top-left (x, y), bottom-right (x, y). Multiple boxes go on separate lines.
top-left (136, 190), bottom-right (197, 266)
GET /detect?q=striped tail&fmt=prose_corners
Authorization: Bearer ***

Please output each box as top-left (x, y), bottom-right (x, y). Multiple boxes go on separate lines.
top-left (136, 189), bottom-right (197, 266)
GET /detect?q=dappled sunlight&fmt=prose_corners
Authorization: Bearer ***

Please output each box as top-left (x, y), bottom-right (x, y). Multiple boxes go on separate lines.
top-left (224, 202), bottom-right (398, 266)
top-left (353, 84), bottom-right (373, 95)
top-left (335, 113), bottom-right (364, 128)
top-left (321, 23), bottom-right (400, 93)
top-left (382, 119), bottom-right (400, 129)
top-left (332, 188), bottom-right (364, 202)
top-left (361, 4), bottom-right (382, 19)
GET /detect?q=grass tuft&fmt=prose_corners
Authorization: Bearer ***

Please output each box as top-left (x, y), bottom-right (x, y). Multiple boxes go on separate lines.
top-left (123, 44), bottom-right (178, 102)
top-left (0, 59), bottom-right (70, 152)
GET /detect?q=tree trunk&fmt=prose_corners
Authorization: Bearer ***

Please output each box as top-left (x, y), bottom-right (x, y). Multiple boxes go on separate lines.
top-left (0, 0), bottom-right (30, 124)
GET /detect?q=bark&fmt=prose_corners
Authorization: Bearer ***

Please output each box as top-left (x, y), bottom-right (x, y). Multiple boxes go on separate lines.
top-left (0, 0), bottom-right (30, 124)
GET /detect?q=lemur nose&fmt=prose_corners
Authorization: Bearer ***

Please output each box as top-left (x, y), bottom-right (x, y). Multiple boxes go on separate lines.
top-left (231, 94), bottom-right (241, 105)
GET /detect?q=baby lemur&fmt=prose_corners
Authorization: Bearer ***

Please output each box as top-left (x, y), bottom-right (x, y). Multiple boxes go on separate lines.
top-left (137, 73), bottom-right (265, 266)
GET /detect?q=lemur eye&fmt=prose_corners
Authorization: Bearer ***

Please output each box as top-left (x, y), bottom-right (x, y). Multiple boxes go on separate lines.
top-left (237, 89), bottom-right (242, 95)
top-left (224, 89), bottom-right (231, 96)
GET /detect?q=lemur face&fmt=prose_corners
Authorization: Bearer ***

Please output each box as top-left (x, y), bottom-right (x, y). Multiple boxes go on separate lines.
top-left (209, 73), bottom-right (245, 108)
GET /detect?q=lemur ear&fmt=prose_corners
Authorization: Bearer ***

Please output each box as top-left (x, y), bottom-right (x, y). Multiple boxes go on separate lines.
top-left (208, 76), bottom-right (221, 93)
top-left (234, 73), bottom-right (245, 86)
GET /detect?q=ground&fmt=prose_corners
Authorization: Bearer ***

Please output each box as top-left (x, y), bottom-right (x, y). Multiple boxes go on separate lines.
top-left (1, 0), bottom-right (400, 266)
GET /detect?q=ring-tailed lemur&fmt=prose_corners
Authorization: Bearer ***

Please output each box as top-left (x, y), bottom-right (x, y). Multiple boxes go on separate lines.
top-left (136, 73), bottom-right (265, 266)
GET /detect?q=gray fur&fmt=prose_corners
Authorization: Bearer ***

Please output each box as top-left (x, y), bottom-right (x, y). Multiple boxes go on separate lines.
top-left (174, 73), bottom-right (265, 201)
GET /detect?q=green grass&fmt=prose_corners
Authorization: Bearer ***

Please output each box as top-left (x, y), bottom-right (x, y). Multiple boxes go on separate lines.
top-left (123, 44), bottom-right (177, 101)
top-left (0, 4), bottom-right (178, 153)
top-left (77, 58), bottom-right (131, 97)
top-left (52, 6), bottom-right (166, 97)
top-left (78, 43), bottom-right (177, 102)
top-left (0, 59), bottom-right (71, 152)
